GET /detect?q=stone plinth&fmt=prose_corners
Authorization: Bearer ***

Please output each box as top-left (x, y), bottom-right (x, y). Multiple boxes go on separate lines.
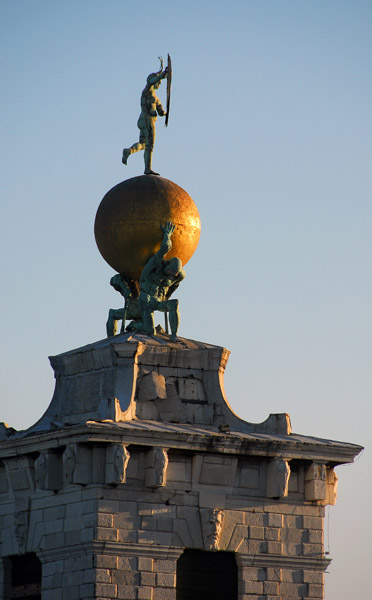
top-left (0, 334), bottom-right (362, 600)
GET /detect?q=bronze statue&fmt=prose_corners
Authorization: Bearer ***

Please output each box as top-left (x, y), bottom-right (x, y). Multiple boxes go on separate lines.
top-left (122, 57), bottom-right (169, 175)
top-left (107, 222), bottom-right (185, 341)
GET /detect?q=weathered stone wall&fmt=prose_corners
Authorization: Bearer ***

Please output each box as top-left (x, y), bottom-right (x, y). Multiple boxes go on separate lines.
top-left (0, 439), bottom-right (332, 600)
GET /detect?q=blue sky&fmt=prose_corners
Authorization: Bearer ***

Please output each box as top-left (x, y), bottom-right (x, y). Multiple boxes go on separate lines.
top-left (0, 2), bottom-right (371, 598)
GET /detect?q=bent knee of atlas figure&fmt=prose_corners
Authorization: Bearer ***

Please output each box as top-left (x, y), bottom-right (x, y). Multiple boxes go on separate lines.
top-left (106, 308), bottom-right (124, 337)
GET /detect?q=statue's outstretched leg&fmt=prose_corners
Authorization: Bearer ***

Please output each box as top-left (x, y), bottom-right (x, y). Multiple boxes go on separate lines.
top-left (122, 142), bottom-right (145, 165)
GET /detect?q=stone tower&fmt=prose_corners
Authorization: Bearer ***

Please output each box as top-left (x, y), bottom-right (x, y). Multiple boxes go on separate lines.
top-left (0, 330), bottom-right (362, 599)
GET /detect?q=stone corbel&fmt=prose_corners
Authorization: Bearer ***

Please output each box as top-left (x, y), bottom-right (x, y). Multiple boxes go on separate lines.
top-left (304, 462), bottom-right (327, 501)
top-left (105, 445), bottom-right (130, 484)
top-left (320, 467), bottom-right (338, 506)
top-left (63, 444), bottom-right (92, 485)
top-left (145, 447), bottom-right (169, 487)
top-left (35, 452), bottom-right (63, 491)
top-left (266, 458), bottom-right (291, 498)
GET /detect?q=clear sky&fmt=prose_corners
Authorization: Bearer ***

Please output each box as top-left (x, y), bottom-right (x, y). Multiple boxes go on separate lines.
top-left (0, 1), bottom-right (371, 598)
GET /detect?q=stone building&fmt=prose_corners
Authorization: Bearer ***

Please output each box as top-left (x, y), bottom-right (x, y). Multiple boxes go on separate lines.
top-left (0, 331), bottom-right (362, 599)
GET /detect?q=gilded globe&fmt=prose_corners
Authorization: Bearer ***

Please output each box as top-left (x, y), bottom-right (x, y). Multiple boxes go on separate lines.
top-left (94, 175), bottom-right (201, 280)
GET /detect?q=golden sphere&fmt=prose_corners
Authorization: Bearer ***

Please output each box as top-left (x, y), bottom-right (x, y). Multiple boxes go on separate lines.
top-left (94, 175), bottom-right (201, 279)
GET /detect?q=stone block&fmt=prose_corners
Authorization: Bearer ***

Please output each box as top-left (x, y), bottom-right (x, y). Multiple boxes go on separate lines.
top-left (303, 516), bottom-right (323, 530)
top-left (199, 463), bottom-right (231, 486)
top-left (138, 530), bottom-right (172, 545)
top-left (112, 570), bottom-right (139, 585)
top-left (240, 567), bottom-right (266, 581)
top-left (303, 571), bottom-right (323, 584)
top-left (153, 588), bottom-right (176, 600)
top-left (43, 590), bottom-right (63, 600)
top-left (95, 555), bottom-right (118, 569)
top-left (199, 490), bottom-right (226, 508)
top-left (117, 528), bottom-right (137, 543)
top-left (96, 526), bottom-right (118, 541)
top-left (241, 580), bottom-right (263, 594)
top-left (302, 543), bottom-right (323, 556)
top-left (96, 568), bottom-right (112, 583)
top-left (156, 573), bottom-right (176, 587)
top-left (62, 584), bottom-right (80, 600)
top-left (281, 527), bottom-right (306, 543)
top-left (307, 529), bottom-right (323, 544)
top-left (153, 559), bottom-right (176, 574)
top-left (264, 581), bottom-right (280, 595)
top-left (43, 573), bottom-right (63, 589)
top-left (79, 583), bottom-right (95, 599)
top-left (117, 557), bottom-right (137, 570)
top-left (307, 583), bottom-right (323, 597)
top-left (282, 542), bottom-right (302, 556)
top-left (95, 583), bottom-right (118, 597)
top-left (141, 516), bottom-right (157, 530)
top-left (267, 568), bottom-right (282, 582)
top-left (138, 371), bottom-right (167, 401)
top-left (140, 572), bottom-right (156, 586)
top-left (249, 526), bottom-right (264, 539)
top-left (43, 560), bottom-right (64, 577)
top-left (117, 584), bottom-right (137, 599)
top-left (282, 569), bottom-right (303, 583)
top-left (246, 511), bottom-right (264, 526)
top-left (136, 400), bottom-right (160, 420)
top-left (280, 582), bottom-right (307, 596)
top-left (265, 527), bottom-right (280, 541)
top-left (97, 513), bottom-right (113, 527)
top-left (44, 519), bottom-right (64, 534)
top-left (239, 465), bottom-right (261, 489)
top-left (284, 514), bottom-right (303, 528)
top-left (80, 527), bottom-right (95, 542)
top-left (267, 541), bottom-right (282, 554)
top-left (137, 586), bottom-right (153, 600)
top-left (166, 458), bottom-right (191, 484)
top-left (266, 513), bottom-right (283, 528)
top-left (138, 557), bottom-right (153, 571)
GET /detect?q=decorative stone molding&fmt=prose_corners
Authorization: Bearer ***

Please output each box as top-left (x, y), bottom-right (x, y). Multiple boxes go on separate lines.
top-left (266, 458), bottom-right (291, 498)
top-left (105, 444), bottom-right (130, 484)
top-left (200, 508), bottom-right (225, 550)
top-left (145, 447), bottom-right (169, 487)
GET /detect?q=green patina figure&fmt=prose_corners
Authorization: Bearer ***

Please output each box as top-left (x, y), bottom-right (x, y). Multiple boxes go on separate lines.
top-left (107, 222), bottom-right (185, 341)
top-left (122, 57), bottom-right (169, 175)
top-left (106, 275), bottom-right (141, 337)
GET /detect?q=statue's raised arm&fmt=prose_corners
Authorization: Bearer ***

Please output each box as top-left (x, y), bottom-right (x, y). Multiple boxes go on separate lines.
top-left (122, 56), bottom-right (170, 176)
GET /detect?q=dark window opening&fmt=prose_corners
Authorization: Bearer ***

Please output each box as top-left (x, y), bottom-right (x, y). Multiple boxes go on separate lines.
top-left (176, 549), bottom-right (238, 600)
top-left (10, 553), bottom-right (41, 600)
